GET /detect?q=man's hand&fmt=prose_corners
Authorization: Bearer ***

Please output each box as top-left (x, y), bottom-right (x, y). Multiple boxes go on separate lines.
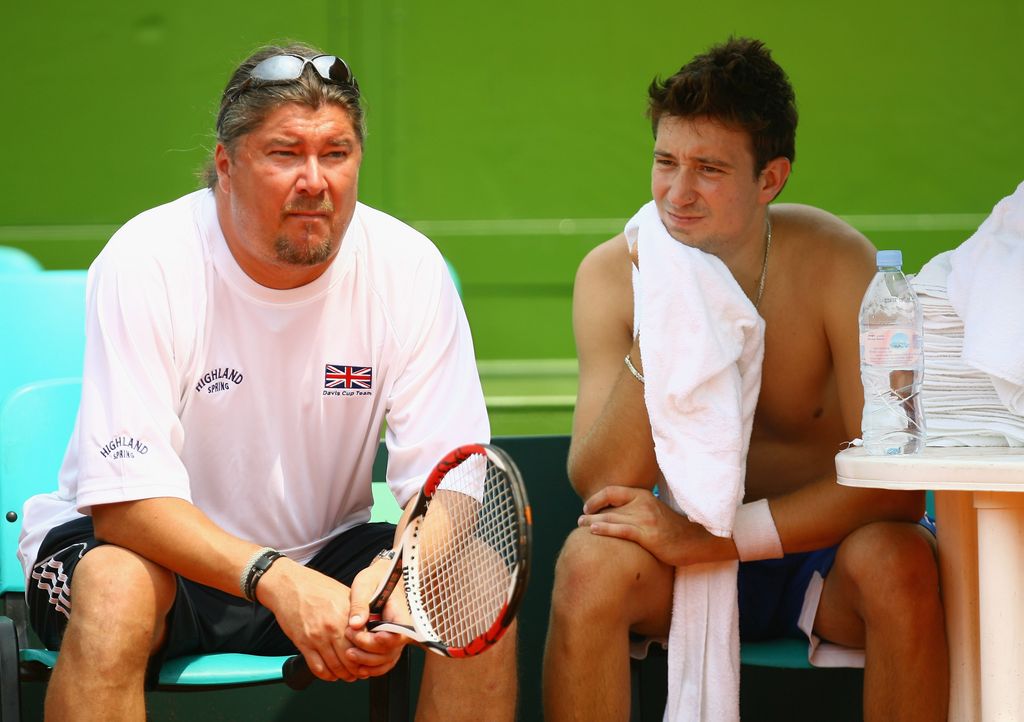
top-left (578, 486), bottom-right (736, 567)
top-left (343, 553), bottom-right (408, 678)
top-left (256, 559), bottom-right (365, 682)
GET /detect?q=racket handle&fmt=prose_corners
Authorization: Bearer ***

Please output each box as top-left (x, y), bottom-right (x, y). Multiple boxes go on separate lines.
top-left (282, 654), bottom-right (316, 690)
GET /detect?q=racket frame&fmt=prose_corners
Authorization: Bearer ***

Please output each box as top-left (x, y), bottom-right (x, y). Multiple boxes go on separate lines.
top-left (367, 443), bottom-right (531, 657)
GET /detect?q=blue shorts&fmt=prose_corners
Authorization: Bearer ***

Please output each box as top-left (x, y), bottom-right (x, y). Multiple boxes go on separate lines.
top-left (738, 515), bottom-right (937, 641)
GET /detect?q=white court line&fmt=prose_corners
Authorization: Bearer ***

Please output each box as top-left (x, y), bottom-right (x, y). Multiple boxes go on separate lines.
top-left (479, 359), bottom-right (577, 409)
top-left (412, 213), bottom-right (987, 236)
top-left (485, 395), bottom-right (576, 409)
top-left (0, 212), bottom-right (988, 243)
top-left (477, 359), bottom-right (577, 376)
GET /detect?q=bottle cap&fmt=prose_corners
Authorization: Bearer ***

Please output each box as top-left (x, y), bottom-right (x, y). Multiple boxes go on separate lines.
top-left (876, 250), bottom-right (902, 268)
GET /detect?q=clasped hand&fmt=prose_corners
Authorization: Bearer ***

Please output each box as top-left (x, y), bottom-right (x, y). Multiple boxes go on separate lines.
top-left (262, 556), bottom-right (408, 682)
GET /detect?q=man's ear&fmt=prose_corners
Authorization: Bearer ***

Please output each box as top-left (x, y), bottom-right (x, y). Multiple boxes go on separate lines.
top-left (758, 156), bottom-right (792, 204)
top-left (214, 144), bottom-right (232, 194)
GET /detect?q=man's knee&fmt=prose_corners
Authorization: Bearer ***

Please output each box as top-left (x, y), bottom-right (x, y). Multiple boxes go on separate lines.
top-left (551, 528), bottom-right (661, 619)
top-left (419, 623), bottom-right (517, 720)
top-left (836, 522), bottom-right (940, 613)
top-left (67, 545), bottom-right (177, 655)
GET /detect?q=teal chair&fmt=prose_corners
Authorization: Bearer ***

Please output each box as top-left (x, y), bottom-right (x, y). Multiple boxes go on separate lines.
top-left (0, 271), bottom-right (88, 409)
top-left (0, 248), bottom-right (42, 274)
top-left (0, 378), bottom-right (409, 721)
top-left (443, 257), bottom-right (462, 297)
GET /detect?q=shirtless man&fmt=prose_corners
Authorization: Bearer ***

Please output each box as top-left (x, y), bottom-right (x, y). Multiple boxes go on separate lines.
top-left (543, 37), bottom-right (947, 721)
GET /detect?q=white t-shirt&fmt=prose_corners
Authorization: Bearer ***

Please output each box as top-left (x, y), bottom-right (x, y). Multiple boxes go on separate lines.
top-left (18, 190), bottom-right (489, 579)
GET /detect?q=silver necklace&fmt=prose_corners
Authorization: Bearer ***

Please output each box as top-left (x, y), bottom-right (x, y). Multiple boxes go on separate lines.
top-left (754, 216), bottom-right (772, 309)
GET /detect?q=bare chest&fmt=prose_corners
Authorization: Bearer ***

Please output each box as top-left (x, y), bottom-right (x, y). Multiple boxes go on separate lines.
top-left (744, 305), bottom-right (849, 494)
top-left (755, 310), bottom-right (839, 428)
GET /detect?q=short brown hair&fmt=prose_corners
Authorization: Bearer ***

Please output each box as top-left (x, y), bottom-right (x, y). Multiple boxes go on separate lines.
top-left (647, 37), bottom-right (797, 175)
top-left (203, 42), bottom-right (365, 189)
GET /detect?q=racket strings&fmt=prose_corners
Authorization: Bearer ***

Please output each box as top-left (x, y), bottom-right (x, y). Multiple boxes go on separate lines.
top-left (413, 455), bottom-right (520, 648)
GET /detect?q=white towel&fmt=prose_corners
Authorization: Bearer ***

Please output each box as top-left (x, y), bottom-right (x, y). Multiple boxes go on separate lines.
top-left (948, 179), bottom-right (1024, 414)
top-left (625, 201), bottom-right (765, 722)
top-left (912, 251), bottom-right (1024, 447)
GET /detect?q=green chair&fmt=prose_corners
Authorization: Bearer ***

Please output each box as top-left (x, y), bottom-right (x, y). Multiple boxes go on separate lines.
top-left (0, 378), bottom-right (409, 721)
top-left (0, 248), bottom-right (42, 274)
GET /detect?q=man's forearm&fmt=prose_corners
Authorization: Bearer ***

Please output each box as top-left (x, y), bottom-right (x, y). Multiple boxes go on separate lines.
top-left (764, 474), bottom-right (925, 555)
top-left (92, 497), bottom-right (269, 598)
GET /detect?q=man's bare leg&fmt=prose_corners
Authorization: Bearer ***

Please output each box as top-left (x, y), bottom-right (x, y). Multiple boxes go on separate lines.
top-left (44, 545), bottom-right (176, 722)
top-left (416, 622), bottom-right (518, 722)
top-left (814, 521), bottom-right (948, 722)
top-left (543, 528), bottom-right (674, 722)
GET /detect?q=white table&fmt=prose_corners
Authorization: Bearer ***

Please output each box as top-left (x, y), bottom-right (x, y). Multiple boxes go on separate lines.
top-left (836, 447), bottom-right (1024, 722)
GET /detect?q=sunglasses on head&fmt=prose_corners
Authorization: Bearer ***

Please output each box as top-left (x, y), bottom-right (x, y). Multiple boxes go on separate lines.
top-left (227, 54), bottom-right (360, 104)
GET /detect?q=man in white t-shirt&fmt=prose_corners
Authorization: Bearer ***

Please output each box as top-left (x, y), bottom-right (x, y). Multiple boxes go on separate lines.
top-left (17, 42), bottom-right (515, 721)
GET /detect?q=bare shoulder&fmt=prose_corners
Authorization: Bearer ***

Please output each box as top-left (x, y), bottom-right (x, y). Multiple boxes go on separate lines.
top-left (771, 203), bottom-right (876, 289)
top-left (773, 203), bottom-right (875, 259)
top-left (576, 233), bottom-right (632, 289)
top-left (573, 233), bottom-right (634, 357)
top-left (574, 233), bottom-right (634, 323)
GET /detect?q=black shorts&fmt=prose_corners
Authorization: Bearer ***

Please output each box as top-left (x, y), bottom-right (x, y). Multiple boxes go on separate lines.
top-left (27, 516), bottom-right (395, 674)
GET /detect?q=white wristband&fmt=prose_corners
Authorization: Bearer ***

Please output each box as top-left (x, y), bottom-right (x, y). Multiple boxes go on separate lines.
top-left (732, 498), bottom-right (784, 561)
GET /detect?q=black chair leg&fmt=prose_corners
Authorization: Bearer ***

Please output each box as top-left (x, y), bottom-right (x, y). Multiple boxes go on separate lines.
top-left (0, 616), bottom-right (22, 722)
top-left (369, 647), bottom-right (410, 722)
top-left (629, 656), bottom-right (642, 722)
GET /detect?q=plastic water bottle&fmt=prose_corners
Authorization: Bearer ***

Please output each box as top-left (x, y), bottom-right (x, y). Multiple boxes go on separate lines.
top-left (859, 250), bottom-right (925, 455)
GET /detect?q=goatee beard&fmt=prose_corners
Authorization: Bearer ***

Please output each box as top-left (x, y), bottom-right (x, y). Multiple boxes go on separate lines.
top-left (274, 233), bottom-right (335, 266)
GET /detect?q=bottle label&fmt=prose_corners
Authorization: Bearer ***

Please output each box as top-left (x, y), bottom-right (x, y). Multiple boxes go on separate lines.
top-left (860, 328), bottom-right (921, 366)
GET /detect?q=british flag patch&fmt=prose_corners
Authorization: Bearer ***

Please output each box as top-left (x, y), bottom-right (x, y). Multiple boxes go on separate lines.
top-left (325, 364), bottom-right (373, 390)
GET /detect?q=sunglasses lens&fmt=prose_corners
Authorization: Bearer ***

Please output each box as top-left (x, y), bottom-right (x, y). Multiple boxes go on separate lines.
top-left (250, 55), bottom-right (308, 82)
top-left (312, 55), bottom-right (355, 86)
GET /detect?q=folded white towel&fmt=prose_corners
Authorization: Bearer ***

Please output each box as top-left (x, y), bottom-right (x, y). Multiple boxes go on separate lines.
top-left (948, 180), bottom-right (1024, 414)
top-left (913, 250), bottom-right (954, 294)
top-left (913, 252), bottom-right (1024, 446)
top-left (626, 201), bottom-right (765, 722)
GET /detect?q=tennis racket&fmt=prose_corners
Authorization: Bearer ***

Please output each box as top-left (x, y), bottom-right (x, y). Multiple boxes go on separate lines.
top-left (284, 443), bottom-right (531, 689)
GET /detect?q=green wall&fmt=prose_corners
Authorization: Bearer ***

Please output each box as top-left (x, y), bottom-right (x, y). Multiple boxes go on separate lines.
top-left (3, 2), bottom-right (1022, 359)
